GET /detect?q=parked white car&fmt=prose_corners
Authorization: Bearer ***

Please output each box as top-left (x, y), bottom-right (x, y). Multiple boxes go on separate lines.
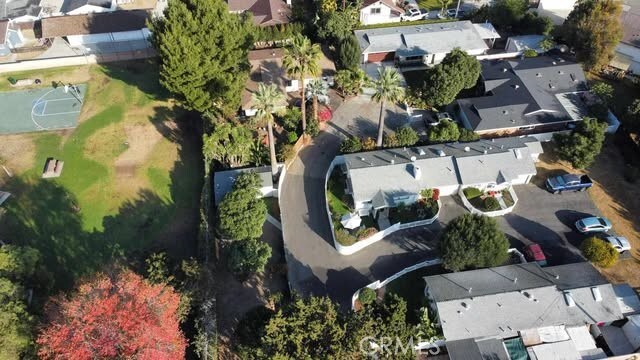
top-left (605, 236), bottom-right (631, 253)
top-left (575, 217), bottom-right (612, 233)
top-left (401, 8), bottom-right (428, 21)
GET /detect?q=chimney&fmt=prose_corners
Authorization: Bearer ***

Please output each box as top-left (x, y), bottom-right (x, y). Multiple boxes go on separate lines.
top-left (413, 164), bottom-right (422, 180)
top-left (513, 276), bottom-right (517, 283)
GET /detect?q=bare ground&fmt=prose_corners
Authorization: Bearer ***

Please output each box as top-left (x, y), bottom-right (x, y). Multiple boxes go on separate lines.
top-left (538, 141), bottom-right (640, 289)
top-left (0, 134), bottom-right (36, 180)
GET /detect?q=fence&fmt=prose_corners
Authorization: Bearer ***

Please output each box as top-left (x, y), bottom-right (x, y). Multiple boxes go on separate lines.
top-left (458, 186), bottom-right (518, 217)
top-left (0, 48), bottom-right (156, 74)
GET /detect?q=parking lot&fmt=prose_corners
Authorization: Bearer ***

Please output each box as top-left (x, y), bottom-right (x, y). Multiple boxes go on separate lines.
top-left (496, 184), bottom-right (630, 265)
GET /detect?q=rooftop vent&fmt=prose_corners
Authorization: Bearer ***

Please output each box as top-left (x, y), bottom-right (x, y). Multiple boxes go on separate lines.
top-left (514, 84), bottom-right (520, 90)
top-left (552, 61), bottom-right (557, 65)
top-left (464, 146), bottom-right (470, 152)
top-left (413, 164), bottom-right (422, 180)
top-left (536, 73), bottom-right (542, 77)
top-left (390, 159), bottom-right (395, 164)
top-left (410, 156), bottom-right (417, 162)
top-left (591, 287), bottom-right (602, 302)
top-left (524, 292), bottom-right (535, 301)
top-left (418, 149), bottom-right (426, 156)
top-left (564, 291), bottom-right (576, 307)
top-left (570, 73), bottom-right (577, 82)
top-left (502, 68), bottom-right (508, 72)
top-left (502, 110), bottom-right (508, 115)
top-left (558, 70), bottom-right (564, 75)
top-left (513, 276), bottom-right (518, 283)
top-left (437, 149), bottom-right (446, 157)
top-left (513, 148), bottom-right (522, 159)
top-left (462, 302), bottom-right (470, 310)
top-left (549, 83), bottom-right (555, 89)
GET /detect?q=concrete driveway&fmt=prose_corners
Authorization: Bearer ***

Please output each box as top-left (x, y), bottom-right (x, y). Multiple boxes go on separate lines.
top-left (279, 97), bottom-right (440, 308)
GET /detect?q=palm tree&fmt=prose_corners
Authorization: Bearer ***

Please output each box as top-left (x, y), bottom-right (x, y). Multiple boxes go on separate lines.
top-left (306, 79), bottom-right (327, 122)
top-left (371, 67), bottom-right (404, 148)
top-left (439, 0), bottom-right (452, 17)
top-left (252, 83), bottom-right (285, 178)
top-left (283, 34), bottom-right (321, 133)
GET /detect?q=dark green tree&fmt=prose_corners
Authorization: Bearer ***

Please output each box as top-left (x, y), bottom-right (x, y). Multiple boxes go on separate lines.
top-left (203, 122), bottom-right (254, 169)
top-left (441, 48), bottom-right (481, 90)
top-left (591, 82), bottom-right (614, 106)
top-left (0, 245), bottom-right (42, 359)
top-left (317, 5), bottom-right (360, 43)
top-left (625, 99), bottom-right (640, 134)
top-left (145, 252), bottom-right (174, 285)
top-left (441, 214), bottom-right (510, 271)
top-left (428, 119), bottom-right (460, 143)
top-left (150, 0), bottom-right (254, 115)
top-left (458, 128), bottom-right (479, 142)
top-left (340, 136), bottom-right (362, 153)
top-left (562, 0), bottom-right (623, 70)
top-left (395, 126), bottom-right (419, 146)
top-left (226, 238), bottom-right (272, 276)
top-left (489, 0), bottom-right (527, 32)
top-left (518, 12), bottom-right (553, 35)
top-left (554, 118), bottom-right (607, 169)
top-left (338, 35), bottom-right (361, 70)
top-left (217, 172), bottom-right (267, 240)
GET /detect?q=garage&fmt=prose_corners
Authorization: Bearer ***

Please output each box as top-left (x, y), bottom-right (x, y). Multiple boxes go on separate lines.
top-left (366, 51), bottom-right (395, 63)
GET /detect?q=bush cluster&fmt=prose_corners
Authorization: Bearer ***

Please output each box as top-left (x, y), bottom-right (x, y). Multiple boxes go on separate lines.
top-left (581, 237), bottom-right (618, 268)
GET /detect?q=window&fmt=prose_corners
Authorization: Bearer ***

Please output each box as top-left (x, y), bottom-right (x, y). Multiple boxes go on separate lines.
top-left (370, 7), bottom-right (381, 14)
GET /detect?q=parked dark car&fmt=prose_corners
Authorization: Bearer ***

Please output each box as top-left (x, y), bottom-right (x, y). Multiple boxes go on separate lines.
top-left (545, 174), bottom-right (593, 193)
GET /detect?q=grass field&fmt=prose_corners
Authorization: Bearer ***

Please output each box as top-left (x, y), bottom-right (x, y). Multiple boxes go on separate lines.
top-left (0, 61), bottom-right (203, 290)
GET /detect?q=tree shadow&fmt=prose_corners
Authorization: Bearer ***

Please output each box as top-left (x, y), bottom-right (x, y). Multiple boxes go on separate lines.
top-left (0, 113), bottom-right (203, 291)
top-left (98, 59), bottom-right (170, 101)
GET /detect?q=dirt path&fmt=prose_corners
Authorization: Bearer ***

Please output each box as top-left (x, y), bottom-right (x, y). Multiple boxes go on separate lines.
top-left (538, 141), bottom-right (640, 289)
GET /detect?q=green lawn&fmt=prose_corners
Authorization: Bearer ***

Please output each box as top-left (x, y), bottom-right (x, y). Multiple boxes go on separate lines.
top-left (327, 167), bottom-right (351, 220)
top-left (0, 61), bottom-right (202, 290)
top-left (385, 264), bottom-right (445, 323)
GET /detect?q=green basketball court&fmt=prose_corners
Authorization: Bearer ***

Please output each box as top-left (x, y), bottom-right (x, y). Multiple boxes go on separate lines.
top-left (0, 84), bottom-right (86, 134)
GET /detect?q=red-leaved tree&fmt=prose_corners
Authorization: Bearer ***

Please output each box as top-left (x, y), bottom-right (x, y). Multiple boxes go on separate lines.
top-left (37, 270), bottom-right (187, 360)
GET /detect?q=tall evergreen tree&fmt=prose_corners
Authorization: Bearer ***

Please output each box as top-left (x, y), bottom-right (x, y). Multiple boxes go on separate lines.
top-left (562, 0), bottom-right (623, 70)
top-left (151, 0), bottom-right (255, 116)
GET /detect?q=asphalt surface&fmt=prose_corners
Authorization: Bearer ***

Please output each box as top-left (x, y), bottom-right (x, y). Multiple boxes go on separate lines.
top-left (279, 96), bottom-right (621, 308)
top-left (279, 98), bottom-right (443, 308)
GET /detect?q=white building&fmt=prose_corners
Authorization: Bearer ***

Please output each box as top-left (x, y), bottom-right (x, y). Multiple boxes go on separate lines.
top-left (61, 0), bottom-right (116, 15)
top-left (353, 21), bottom-right (498, 65)
top-left (531, 0), bottom-right (577, 25)
top-left (213, 166), bottom-right (277, 205)
top-left (40, 10), bottom-right (150, 49)
top-left (341, 136), bottom-right (542, 216)
top-left (359, 0), bottom-right (403, 26)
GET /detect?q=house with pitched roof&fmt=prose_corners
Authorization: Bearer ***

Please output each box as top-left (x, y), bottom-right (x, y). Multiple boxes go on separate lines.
top-left (340, 136), bottom-right (542, 217)
top-left (227, 0), bottom-right (290, 27)
top-left (353, 21), bottom-right (499, 64)
top-left (358, 0), bottom-right (403, 25)
top-left (425, 262), bottom-right (624, 359)
top-left (456, 56), bottom-right (589, 137)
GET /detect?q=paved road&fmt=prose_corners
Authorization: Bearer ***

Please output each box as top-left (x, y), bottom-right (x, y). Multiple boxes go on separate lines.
top-left (280, 98), bottom-right (441, 308)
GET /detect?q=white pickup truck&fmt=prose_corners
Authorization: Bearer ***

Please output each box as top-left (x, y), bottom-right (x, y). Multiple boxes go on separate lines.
top-left (400, 8), bottom-right (428, 21)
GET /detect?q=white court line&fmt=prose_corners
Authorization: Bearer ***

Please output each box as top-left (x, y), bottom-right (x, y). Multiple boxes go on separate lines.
top-left (33, 109), bottom-right (82, 117)
top-left (42, 101), bottom-right (47, 115)
top-left (37, 97), bottom-right (80, 103)
top-left (31, 88), bottom-right (57, 130)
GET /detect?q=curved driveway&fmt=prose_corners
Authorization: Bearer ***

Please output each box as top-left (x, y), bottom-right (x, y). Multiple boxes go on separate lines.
top-left (279, 100), bottom-right (443, 308)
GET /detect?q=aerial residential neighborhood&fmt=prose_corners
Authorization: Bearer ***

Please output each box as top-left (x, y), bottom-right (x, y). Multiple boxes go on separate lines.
top-left (1, 0), bottom-right (640, 358)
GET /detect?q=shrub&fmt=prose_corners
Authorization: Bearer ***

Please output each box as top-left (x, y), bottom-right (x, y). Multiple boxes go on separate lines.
top-left (523, 49), bottom-right (538, 57)
top-left (305, 117), bottom-right (320, 137)
top-left (458, 128), bottom-right (479, 142)
top-left (280, 107), bottom-right (301, 131)
top-left (358, 288), bottom-right (376, 306)
top-left (277, 144), bottom-right (296, 162)
top-left (463, 187), bottom-right (482, 200)
top-left (428, 119), bottom-right (460, 143)
top-left (287, 131), bottom-right (298, 144)
top-left (383, 133), bottom-right (399, 148)
top-left (581, 237), bottom-right (618, 268)
top-left (335, 229), bottom-right (356, 246)
top-left (338, 35), bottom-right (361, 71)
top-left (355, 227), bottom-right (377, 240)
top-left (340, 137), bottom-right (362, 153)
top-left (7, 77), bottom-right (17, 85)
top-left (361, 137), bottom-right (376, 150)
top-left (420, 188), bottom-right (434, 199)
top-left (226, 238), bottom-right (272, 276)
top-left (396, 126), bottom-right (419, 146)
top-left (624, 164), bottom-right (639, 183)
top-left (483, 196), bottom-right (500, 211)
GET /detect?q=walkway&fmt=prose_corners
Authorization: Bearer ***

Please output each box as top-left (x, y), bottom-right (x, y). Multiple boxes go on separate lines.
top-left (279, 96), bottom-right (444, 308)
